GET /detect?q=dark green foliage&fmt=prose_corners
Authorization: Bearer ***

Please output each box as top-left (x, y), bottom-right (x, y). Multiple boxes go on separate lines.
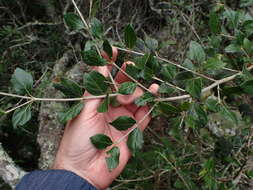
top-left (82, 49), bottom-right (108, 66)
top-left (64, 13), bottom-right (84, 30)
top-left (124, 24), bottom-right (137, 49)
top-left (53, 78), bottom-right (83, 98)
top-left (90, 134), bottom-right (113, 149)
top-left (127, 128), bottom-right (143, 156)
top-left (103, 40), bottom-right (113, 59)
top-left (83, 70), bottom-right (109, 95)
top-left (110, 116), bottom-right (136, 131)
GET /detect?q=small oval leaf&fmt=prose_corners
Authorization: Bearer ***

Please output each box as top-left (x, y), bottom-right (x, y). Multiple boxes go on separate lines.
top-left (90, 134), bottom-right (113, 149)
top-left (110, 116), bottom-right (136, 131)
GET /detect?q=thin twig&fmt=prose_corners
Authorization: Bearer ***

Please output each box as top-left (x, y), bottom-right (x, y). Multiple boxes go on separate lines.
top-left (0, 92), bottom-right (119, 102)
top-left (4, 100), bottom-right (34, 114)
top-left (117, 47), bottom-right (216, 82)
top-left (111, 62), bottom-right (154, 94)
top-left (153, 76), bottom-right (185, 92)
top-left (71, 0), bottom-right (101, 56)
top-left (157, 65), bottom-right (253, 102)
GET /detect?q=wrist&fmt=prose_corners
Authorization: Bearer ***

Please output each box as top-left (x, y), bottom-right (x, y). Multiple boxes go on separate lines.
top-left (53, 161), bottom-right (102, 190)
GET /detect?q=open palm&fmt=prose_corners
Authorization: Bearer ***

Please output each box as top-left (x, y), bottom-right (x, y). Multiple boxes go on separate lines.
top-left (53, 49), bottom-right (158, 189)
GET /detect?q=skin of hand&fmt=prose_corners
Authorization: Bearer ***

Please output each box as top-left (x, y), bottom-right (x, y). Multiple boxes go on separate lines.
top-left (53, 47), bottom-right (159, 190)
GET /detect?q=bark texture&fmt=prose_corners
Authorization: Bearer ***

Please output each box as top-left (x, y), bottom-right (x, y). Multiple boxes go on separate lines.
top-left (37, 51), bottom-right (88, 169)
top-left (0, 143), bottom-right (26, 189)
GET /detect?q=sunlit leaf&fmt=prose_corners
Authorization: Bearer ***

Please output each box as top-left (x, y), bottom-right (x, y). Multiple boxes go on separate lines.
top-left (188, 41), bottom-right (206, 64)
top-left (118, 82), bottom-right (137, 95)
top-left (12, 104), bottom-right (32, 128)
top-left (106, 146), bottom-right (120, 171)
top-left (11, 68), bottom-right (33, 95)
top-left (91, 18), bottom-right (103, 39)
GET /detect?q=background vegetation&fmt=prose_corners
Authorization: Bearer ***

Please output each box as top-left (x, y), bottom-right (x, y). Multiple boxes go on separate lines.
top-left (0, 0), bottom-right (253, 189)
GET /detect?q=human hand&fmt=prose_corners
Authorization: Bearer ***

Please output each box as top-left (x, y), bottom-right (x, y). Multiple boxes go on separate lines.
top-left (53, 47), bottom-right (159, 190)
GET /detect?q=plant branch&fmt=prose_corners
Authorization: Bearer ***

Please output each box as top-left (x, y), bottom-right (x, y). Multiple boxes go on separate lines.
top-left (153, 76), bottom-right (185, 92)
top-left (111, 62), bottom-right (154, 94)
top-left (0, 92), bottom-right (119, 102)
top-left (4, 99), bottom-right (34, 114)
top-left (157, 65), bottom-right (253, 102)
top-left (71, 0), bottom-right (101, 56)
top-left (117, 47), bottom-right (217, 82)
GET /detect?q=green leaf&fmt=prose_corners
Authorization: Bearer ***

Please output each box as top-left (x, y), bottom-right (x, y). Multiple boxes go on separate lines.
top-left (158, 83), bottom-right (175, 94)
top-left (240, 0), bottom-right (253, 7)
top-left (243, 38), bottom-right (253, 54)
top-left (225, 44), bottom-right (241, 53)
top-left (58, 102), bottom-right (84, 124)
top-left (205, 98), bottom-right (219, 112)
top-left (103, 40), bottom-right (113, 59)
top-left (12, 104), bottom-right (32, 128)
top-left (203, 57), bottom-right (226, 70)
top-left (175, 71), bottom-right (194, 81)
top-left (125, 64), bottom-right (140, 80)
top-left (53, 78), bottom-right (83, 98)
top-left (127, 128), bottom-right (144, 156)
top-left (241, 79), bottom-right (253, 95)
top-left (82, 49), bottom-right (107, 66)
top-left (11, 68), bottom-right (34, 95)
top-left (110, 116), bottom-right (136, 131)
top-left (134, 54), bottom-right (150, 69)
top-left (145, 35), bottom-right (158, 51)
top-left (219, 105), bottom-right (238, 125)
top-left (83, 71), bottom-right (108, 95)
top-left (156, 102), bottom-right (180, 115)
top-left (188, 41), bottom-right (206, 64)
top-left (64, 13), bottom-right (84, 30)
top-left (209, 11), bottom-right (220, 34)
top-left (186, 103), bottom-right (208, 128)
top-left (106, 146), bottom-right (120, 171)
top-left (124, 24), bottom-right (137, 49)
top-left (135, 92), bottom-right (154, 106)
top-left (161, 65), bottom-right (177, 81)
top-left (0, 109), bottom-right (5, 116)
top-left (118, 82), bottom-right (137, 95)
top-left (90, 134), bottom-right (113, 149)
top-left (91, 18), bottom-right (103, 39)
top-left (97, 94), bottom-right (110, 113)
top-left (90, 0), bottom-right (101, 17)
top-left (186, 78), bottom-right (203, 99)
top-left (246, 170), bottom-right (253, 178)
